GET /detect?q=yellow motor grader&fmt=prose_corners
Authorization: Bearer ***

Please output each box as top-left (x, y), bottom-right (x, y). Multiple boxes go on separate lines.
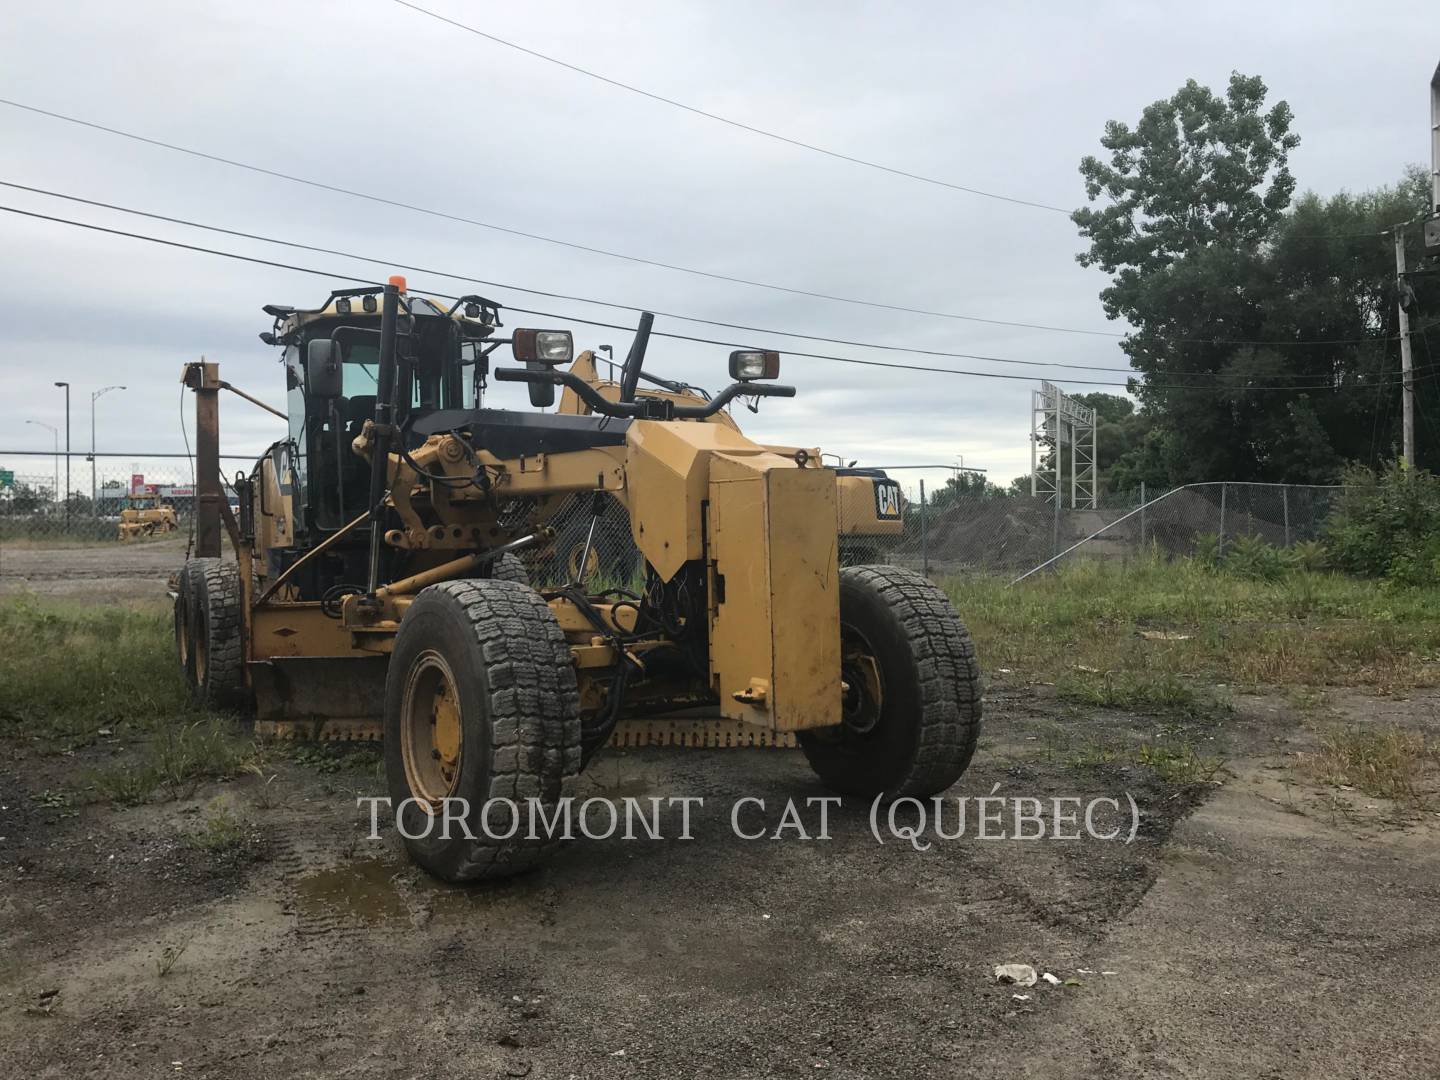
top-left (173, 277), bottom-right (981, 882)
top-left (118, 490), bottom-right (179, 540)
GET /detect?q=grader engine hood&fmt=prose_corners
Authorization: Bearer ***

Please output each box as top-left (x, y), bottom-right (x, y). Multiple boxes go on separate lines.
top-left (625, 421), bottom-right (842, 731)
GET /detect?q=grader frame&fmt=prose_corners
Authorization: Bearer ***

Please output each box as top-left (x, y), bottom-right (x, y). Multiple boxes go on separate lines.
top-left (175, 275), bottom-right (982, 882)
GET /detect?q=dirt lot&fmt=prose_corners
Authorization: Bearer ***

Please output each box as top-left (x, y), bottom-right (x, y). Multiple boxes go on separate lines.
top-left (0, 536), bottom-right (188, 601)
top-left (2, 548), bottom-right (1438, 1078)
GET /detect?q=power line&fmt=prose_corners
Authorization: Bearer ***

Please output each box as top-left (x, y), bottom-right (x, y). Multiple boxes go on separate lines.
top-left (0, 179), bottom-right (1127, 375)
top-left (0, 179), bottom-right (1389, 386)
top-left (389, 0), bottom-right (1072, 215)
top-left (0, 96), bottom-right (1100, 335)
top-left (0, 97), bottom-right (1388, 347)
top-left (0, 201), bottom-right (1426, 395)
top-left (391, 2), bottom-right (1430, 248)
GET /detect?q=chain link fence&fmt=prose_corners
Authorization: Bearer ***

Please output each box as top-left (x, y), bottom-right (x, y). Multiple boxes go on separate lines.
top-left (0, 450), bottom-right (1344, 584)
top-left (0, 454), bottom-right (242, 543)
top-left (890, 482), bottom-right (1341, 581)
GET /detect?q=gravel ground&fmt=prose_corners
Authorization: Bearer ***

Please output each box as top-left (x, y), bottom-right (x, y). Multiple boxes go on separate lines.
top-left (0, 536), bottom-right (188, 601)
top-left (2, 544), bottom-right (1437, 1077)
top-left (1, 683), bottom-right (1437, 1078)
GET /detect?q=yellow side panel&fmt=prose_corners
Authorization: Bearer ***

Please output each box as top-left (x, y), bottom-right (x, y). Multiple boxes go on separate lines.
top-left (625, 420), bottom-right (772, 581)
top-left (708, 464), bottom-right (770, 727)
top-left (708, 457), bottom-right (841, 732)
top-left (767, 466), bottom-right (842, 730)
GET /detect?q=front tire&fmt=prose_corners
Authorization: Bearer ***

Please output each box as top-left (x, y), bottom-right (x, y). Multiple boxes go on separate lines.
top-left (799, 565), bottom-right (982, 798)
top-left (384, 579), bottom-right (582, 882)
top-left (489, 552), bottom-right (530, 586)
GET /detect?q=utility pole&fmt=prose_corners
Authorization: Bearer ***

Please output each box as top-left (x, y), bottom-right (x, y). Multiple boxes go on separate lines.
top-left (25, 420), bottom-right (59, 503)
top-left (54, 381), bottom-right (69, 524)
top-left (1395, 228), bottom-right (1416, 465)
top-left (90, 384), bottom-right (125, 516)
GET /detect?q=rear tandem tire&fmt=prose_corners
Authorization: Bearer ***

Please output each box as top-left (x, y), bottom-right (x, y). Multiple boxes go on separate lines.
top-left (173, 561), bottom-right (199, 692)
top-left (798, 565), bottom-right (982, 799)
top-left (384, 579), bottom-right (582, 883)
top-left (186, 558), bottom-right (248, 711)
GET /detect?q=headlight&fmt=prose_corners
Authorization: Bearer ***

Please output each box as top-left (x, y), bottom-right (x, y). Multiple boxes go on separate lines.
top-left (728, 349), bottom-right (781, 381)
top-left (513, 329), bottom-right (574, 365)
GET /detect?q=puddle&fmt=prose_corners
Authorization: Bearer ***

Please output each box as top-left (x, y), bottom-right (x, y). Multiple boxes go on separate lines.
top-left (294, 858), bottom-right (410, 925)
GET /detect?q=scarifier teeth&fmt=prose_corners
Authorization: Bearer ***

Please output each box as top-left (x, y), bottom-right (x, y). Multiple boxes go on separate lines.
top-left (253, 718), bottom-right (797, 748)
top-left (608, 719), bottom-right (796, 749)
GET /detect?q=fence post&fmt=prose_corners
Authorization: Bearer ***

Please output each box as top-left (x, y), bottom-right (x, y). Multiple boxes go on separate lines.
top-left (918, 480), bottom-right (929, 578)
top-left (1052, 486), bottom-right (1062, 557)
top-left (1282, 486), bottom-right (1290, 547)
top-left (1139, 481), bottom-right (1146, 551)
top-left (1218, 483), bottom-right (1227, 559)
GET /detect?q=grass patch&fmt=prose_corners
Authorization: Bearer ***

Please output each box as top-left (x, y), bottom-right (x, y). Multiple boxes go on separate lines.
top-left (1295, 725), bottom-right (1439, 807)
top-left (1056, 733), bottom-right (1225, 785)
top-left (0, 595), bottom-right (188, 744)
top-left (182, 797), bottom-right (251, 854)
top-left (1136, 742), bottom-right (1226, 785)
top-left (1057, 670), bottom-right (1207, 716)
top-left (284, 742), bottom-right (383, 776)
top-left (948, 555), bottom-right (1440, 694)
top-left (84, 718), bottom-right (263, 805)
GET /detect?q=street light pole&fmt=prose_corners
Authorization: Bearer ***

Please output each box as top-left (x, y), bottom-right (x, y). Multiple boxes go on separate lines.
top-left (54, 381), bottom-right (69, 524)
top-left (90, 385), bottom-right (125, 516)
top-left (25, 420), bottom-right (59, 504)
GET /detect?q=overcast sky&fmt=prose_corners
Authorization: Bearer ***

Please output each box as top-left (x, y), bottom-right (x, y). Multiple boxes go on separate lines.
top-left (1, 0), bottom-right (1435, 497)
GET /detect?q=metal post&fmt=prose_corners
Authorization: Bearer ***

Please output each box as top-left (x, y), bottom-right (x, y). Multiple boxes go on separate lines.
top-left (1139, 481), bottom-right (1146, 550)
top-left (184, 361), bottom-right (223, 559)
top-left (367, 277), bottom-right (406, 594)
top-left (90, 385), bottom-right (124, 518)
top-left (1282, 486), bottom-right (1290, 547)
top-left (1395, 227), bottom-right (1416, 465)
top-left (24, 421), bottom-right (59, 505)
top-left (1070, 424), bottom-right (1078, 510)
top-left (1218, 483), bottom-right (1228, 560)
top-left (54, 381), bottom-right (69, 524)
top-left (919, 479), bottom-right (929, 578)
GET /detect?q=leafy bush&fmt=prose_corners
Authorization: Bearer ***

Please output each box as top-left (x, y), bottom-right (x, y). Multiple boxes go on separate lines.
top-left (1287, 540), bottom-right (1329, 573)
top-left (1193, 532), bottom-right (1222, 568)
top-left (1323, 462), bottom-right (1440, 584)
top-left (1225, 533), bottom-right (1291, 581)
top-left (1190, 532), bottom-right (1329, 580)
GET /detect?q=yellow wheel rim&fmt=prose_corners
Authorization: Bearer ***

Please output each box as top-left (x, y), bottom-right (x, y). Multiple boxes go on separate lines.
top-left (400, 650), bottom-right (464, 810)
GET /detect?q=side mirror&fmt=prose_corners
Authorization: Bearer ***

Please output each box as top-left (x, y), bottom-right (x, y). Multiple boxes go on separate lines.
top-left (528, 381), bottom-right (556, 408)
top-left (729, 350), bottom-right (780, 381)
top-left (305, 339), bottom-right (344, 399)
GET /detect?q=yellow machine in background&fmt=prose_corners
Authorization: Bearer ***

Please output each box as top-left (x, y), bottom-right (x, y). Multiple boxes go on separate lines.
top-left (118, 491), bottom-right (179, 540)
top-left (173, 281), bottom-right (982, 882)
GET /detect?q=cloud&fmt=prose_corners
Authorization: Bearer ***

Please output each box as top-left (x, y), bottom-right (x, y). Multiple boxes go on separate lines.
top-left (1, 0), bottom-right (1434, 500)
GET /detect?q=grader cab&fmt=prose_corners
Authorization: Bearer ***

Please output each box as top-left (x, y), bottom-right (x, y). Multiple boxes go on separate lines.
top-left (173, 276), bottom-right (981, 882)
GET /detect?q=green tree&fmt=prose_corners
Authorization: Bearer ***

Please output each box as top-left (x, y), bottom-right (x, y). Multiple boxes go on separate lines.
top-left (1075, 73), bottom-right (1439, 482)
top-left (927, 470), bottom-right (1007, 510)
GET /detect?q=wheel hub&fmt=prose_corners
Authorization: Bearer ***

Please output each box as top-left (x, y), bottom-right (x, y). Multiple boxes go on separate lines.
top-left (401, 650), bottom-right (464, 809)
top-left (840, 628), bottom-right (883, 736)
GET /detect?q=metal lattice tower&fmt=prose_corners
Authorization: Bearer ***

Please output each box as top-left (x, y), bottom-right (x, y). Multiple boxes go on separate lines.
top-left (1030, 381), bottom-right (1098, 509)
